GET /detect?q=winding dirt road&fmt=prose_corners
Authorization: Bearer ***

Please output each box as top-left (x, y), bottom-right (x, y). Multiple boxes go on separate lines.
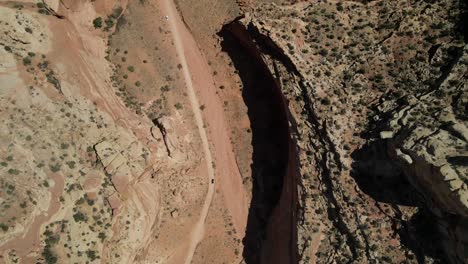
top-left (160, 1), bottom-right (215, 263)
top-left (160, 0), bottom-right (249, 262)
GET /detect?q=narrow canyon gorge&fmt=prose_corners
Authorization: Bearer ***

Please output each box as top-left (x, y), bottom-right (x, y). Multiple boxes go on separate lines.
top-left (0, 0), bottom-right (467, 263)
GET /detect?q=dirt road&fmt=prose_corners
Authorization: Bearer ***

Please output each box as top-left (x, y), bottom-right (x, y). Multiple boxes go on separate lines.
top-left (160, 0), bottom-right (249, 262)
top-left (160, 1), bottom-right (216, 263)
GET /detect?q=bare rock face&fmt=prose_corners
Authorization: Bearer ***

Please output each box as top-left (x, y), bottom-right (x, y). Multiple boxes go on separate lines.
top-left (383, 46), bottom-right (468, 263)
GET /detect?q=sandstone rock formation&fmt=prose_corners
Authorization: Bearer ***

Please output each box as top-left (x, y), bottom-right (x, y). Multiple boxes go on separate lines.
top-left (0, 0), bottom-right (466, 263)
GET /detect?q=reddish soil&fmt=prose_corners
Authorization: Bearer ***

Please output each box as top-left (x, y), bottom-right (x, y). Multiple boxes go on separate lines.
top-left (160, 0), bottom-right (248, 261)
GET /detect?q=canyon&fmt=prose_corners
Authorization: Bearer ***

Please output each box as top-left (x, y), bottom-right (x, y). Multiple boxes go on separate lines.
top-left (0, 0), bottom-right (467, 263)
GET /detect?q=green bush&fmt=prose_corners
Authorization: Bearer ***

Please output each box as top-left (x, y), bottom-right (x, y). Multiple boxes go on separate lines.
top-left (0, 223), bottom-right (8, 232)
top-left (23, 57), bottom-right (32, 66)
top-left (93, 17), bottom-right (103, 29)
top-left (98, 232), bottom-right (106, 241)
top-left (104, 17), bottom-right (115, 31)
top-left (73, 211), bottom-right (88, 222)
top-left (60, 143), bottom-right (69, 149)
top-left (49, 163), bottom-right (61, 172)
top-left (8, 168), bottom-right (19, 175)
top-left (42, 246), bottom-right (57, 264)
top-left (86, 250), bottom-right (98, 261)
top-left (319, 49), bottom-right (328, 56)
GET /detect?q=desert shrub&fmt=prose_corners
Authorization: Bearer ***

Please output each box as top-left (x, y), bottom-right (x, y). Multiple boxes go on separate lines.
top-left (23, 57), bottom-right (32, 66)
top-left (37, 60), bottom-right (49, 70)
top-left (46, 71), bottom-right (61, 90)
top-left (42, 246), bottom-right (57, 264)
top-left (98, 232), bottom-right (106, 241)
top-left (448, 79), bottom-right (459, 86)
top-left (66, 161), bottom-right (75, 169)
top-left (337, 3), bottom-right (344, 11)
top-left (321, 98), bottom-right (331, 105)
top-left (160, 85), bottom-right (170, 92)
top-left (319, 48), bottom-right (328, 56)
top-left (93, 17), bottom-right (103, 29)
top-left (0, 223), bottom-right (8, 231)
top-left (73, 211), bottom-right (87, 222)
top-left (8, 168), bottom-right (19, 175)
top-left (104, 17), bottom-right (115, 31)
top-left (49, 163), bottom-right (61, 172)
top-left (87, 250), bottom-right (98, 261)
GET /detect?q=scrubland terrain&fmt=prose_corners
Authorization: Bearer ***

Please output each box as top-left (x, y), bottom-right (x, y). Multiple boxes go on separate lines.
top-left (0, 0), bottom-right (466, 264)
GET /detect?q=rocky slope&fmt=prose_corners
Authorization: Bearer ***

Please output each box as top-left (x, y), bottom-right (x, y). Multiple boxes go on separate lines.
top-left (383, 44), bottom-right (468, 263)
top-left (220, 0), bottom-right (467, 263)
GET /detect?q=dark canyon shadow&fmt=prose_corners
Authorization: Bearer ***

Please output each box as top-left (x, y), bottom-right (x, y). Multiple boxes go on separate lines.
top-left (350, 140), bottom-right (421, 206)
top-left (219, 25), bottom-right (290, 263)
top-left (351, 140), bottom-right (448, 263)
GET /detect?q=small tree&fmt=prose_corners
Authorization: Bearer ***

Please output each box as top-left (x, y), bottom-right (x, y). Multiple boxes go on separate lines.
top-left (73, 211), bottom-right (88, 222)
top-left (93, 17), bottom-right (103, 29)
